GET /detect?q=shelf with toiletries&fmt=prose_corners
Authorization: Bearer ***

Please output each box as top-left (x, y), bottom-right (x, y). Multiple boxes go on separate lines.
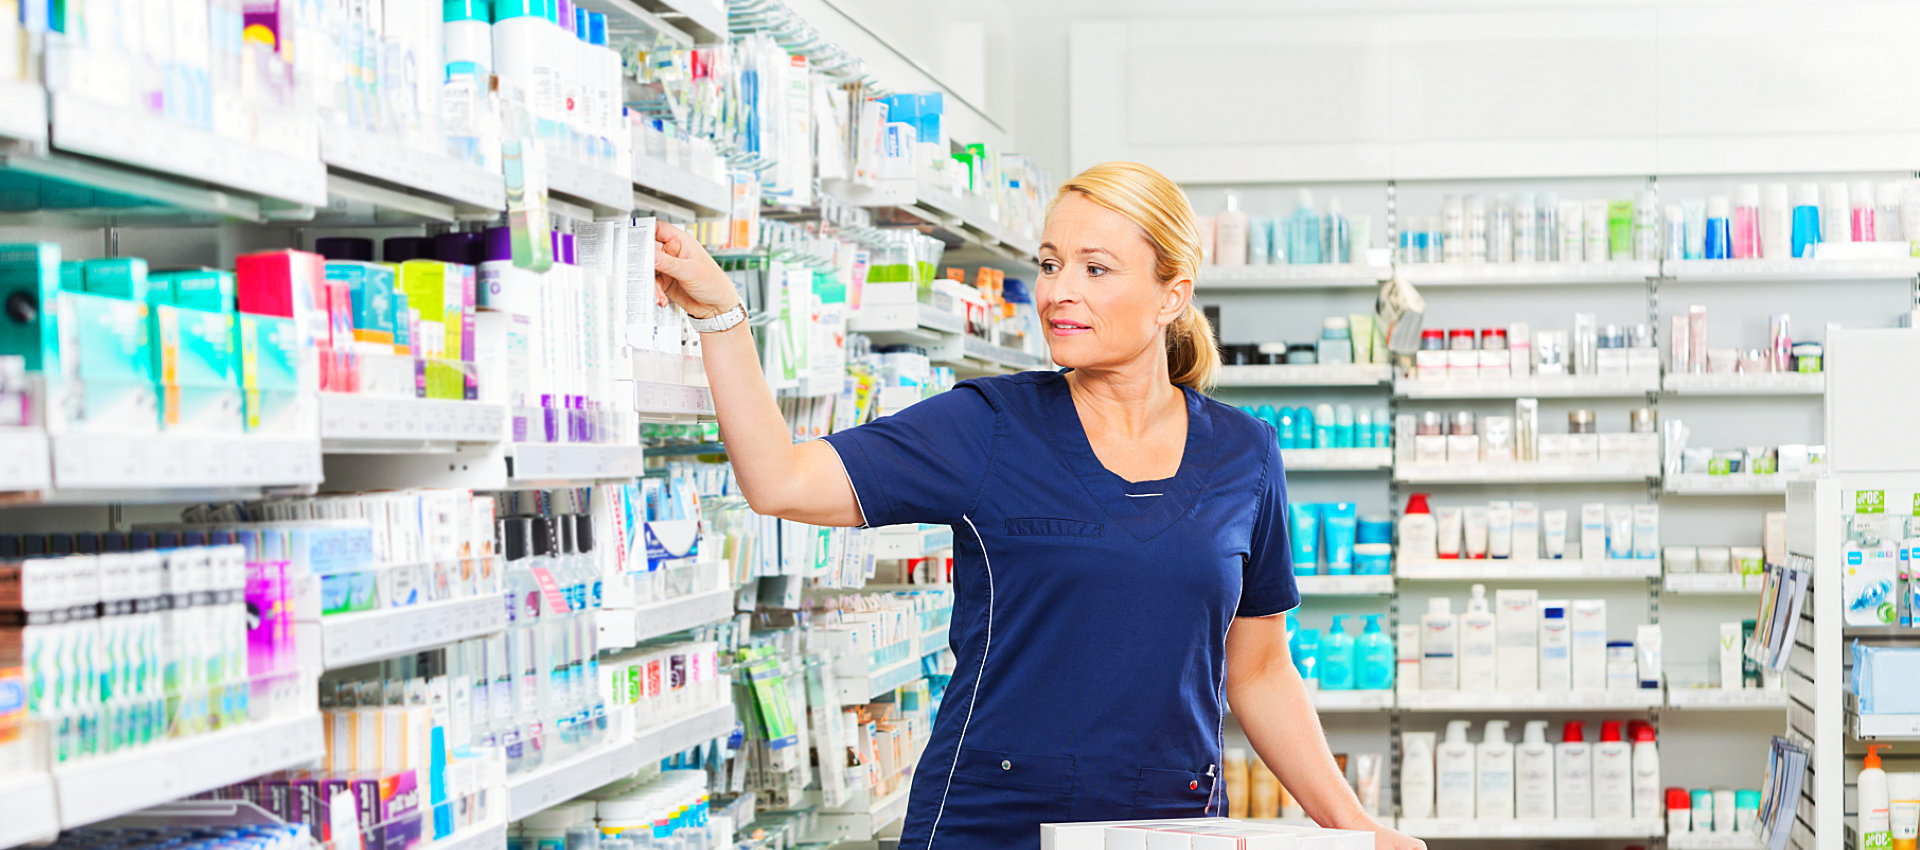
top-left (315, 592), bottom-right (509, 670)
top-left (1396, 261), bottom-right (1661, 288)
top-left (871, 524), bottom-right (955, 560)
top-left (0, 773), bottom-right (58, 849)
top-left (632, 380), bottom-right (716, 419)
top-left (1663, 573), bottom-right (1766, 594)
top-left (1281, 448), bottom-right (1393, 472)
top-left (959, 335), bottom-right (1050, 372)
top-left (1194, 263), bottom-right (1393, 290)
top-left (630, 152), bottom-right (734, 218)
top-left (1662, 372), bottom-right (1825, 396)
top-left (835, 650), bottom-right (925, 706)
top-left (1397, 373), bottom-right (1659, 400)
top-left (1396, 559), bottom-right (1660, 582)
top-left (1664, 474), bottom-right (1796, 496)
top-left (29, 431), bottom-right (325, 504)
top-left (506, 443), bottom-right (648, 485)
top-left (1395, 690), bottom-right (1664, 712)
top-left (1665, 687), bottom-right (1788, 711)
top-left (1295, 575), bottom-right (1395, 596)
top-left (50, 712), bottom-right (326, 835)
top-left (1662, 256), bottom-right (1920, 283)
top-left (423, 819), bottom-right (511, 850)
top-left (319, 394), bottom-right (511, 452)
top-left (847, 301), bottom-right (968, 347)
top-left (1666, 832), bottom-right (1768, 850)
top-left (319, 124), bottom-right (507, 215)
top-left (1308, 690), bottom-right (1396, 712)
top-left (1215, 363), bottom-right (1392, 388)
top-left (606, 0), bottom-right (727, 44)
top-left (505, 702), bottom-right (736, 821)
top-left (1395, 461), bottom-right (1659, 484)
top-left (0, 427), bottom-right (51, 495)
top-left (598, 586), bottom-right (736, 652)
top-left (1393, 817), bottom-right (1666, 840)
top-left (1850, 708), bottom-right (1920, 742)
top-left (810, 779), bottom-right (916, 844)
top-left (1396, 402), bottom-right (1661, 479)
top-left (545, 155), bottom-right (638, 216)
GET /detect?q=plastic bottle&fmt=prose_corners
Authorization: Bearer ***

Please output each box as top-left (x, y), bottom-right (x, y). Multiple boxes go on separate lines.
top-left (1323, 196), bottom-right (1350, 265)
top-left (1319, 616), bottom-right (1356, 690)
top-left (1792, 183), bottom-right (1825, 258)
top-left (493, 0), bottom-right (561, 145)
top-left (1556, 720), bottom-right (1593, 818)
top-left (1854, 180), bottom-right (1878, 243)
top-left (1478, 719), bottom-right (1515, 820)
top-left (1436, 719), bottom-right (1477, 817)
top-left (1467, 194), bottom-right (1489, 262)
top-left (1826, 182), bottom-right (1855, 245)
top-left (1400, 493), bottom-right (1439, 560)
top-left (1442, 196), bottom-right (1465, 264)
top-left (1216, 192), bottom-right (1249, 267)
top-left (1460, 584), bottom-right (1497, 691)
top-left (1733, 184), bottom-right (1761, 259)
top-left (1224, 748), bottom-right (1251, 818)
top-left (1515, 720), bottom-right (1556, 819)
top-left (1295, 405), bottom-right (1316, 449)
top-left (1863, 745), bottom-right (1893, 850)
top-left (1291, 190), bottom-right (1322, 265)
top-left (1879, 182), bottom-right (1905, 244)
top-left (1421, 598), bottom-right (1459, 690)
top-left (1402, 731), bottom-right (1437, 819)
top-left (1277, 406), bottom-right (1298, 450)
top-left (1490, 194), bottom-right (1514, 262)
top-left (1764, 183), bottom-right (1794, 259)
top-left (1356, 614), bottom-right (1395, 690)
top-left (1633, 190), bottom-right (1661, 261)
top-left (1704, 196), bottom-right (1732, 260)
top-left (1592, 720), bottom-right (1633, 819)
top-left (1631, 721), bottom-right (1662, 820)
top-left (1290, 625), bottom-right (1321, 687)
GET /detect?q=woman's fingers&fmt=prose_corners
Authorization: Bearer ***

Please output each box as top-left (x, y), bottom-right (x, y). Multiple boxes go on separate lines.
top-left (655, 220), bottom-right (692, 258)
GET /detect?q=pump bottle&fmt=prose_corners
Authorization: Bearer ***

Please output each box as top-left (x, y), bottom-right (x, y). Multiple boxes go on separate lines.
top-left (1436, 719), bottom-right (1476, 817)
top-left (1478, 719), bottom-right (1515, 820)
top-left (1216, 193), bottom-right (1249, 266)
top-left (1515, 720), bottom-right (1555, 819)
top-left (1556, 720), bottom-right (1592, 818)
top-left (1400, 493), bottom-right (1438, 560)
top-left (1592, 720), bottom-right (1633, 819)
top-left (1319, 615), bottom-right (1356, 690)
top-left (1355, 614), bottom-right (1394, 690)
top-left (1630, 721), bottom-right (1662, 820)
top-left (1460, 584), bottom-right (1497, 691)
top-left (1421, 598), bottom-right (1459, 690)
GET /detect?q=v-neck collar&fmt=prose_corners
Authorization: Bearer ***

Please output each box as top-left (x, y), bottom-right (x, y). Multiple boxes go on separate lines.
top-left (1042, 371), bottom-right (1216, 542)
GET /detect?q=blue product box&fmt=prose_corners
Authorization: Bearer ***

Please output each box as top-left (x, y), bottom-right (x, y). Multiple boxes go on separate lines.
top-left (153, 302), bottom-right (241, 433)
top-left (237, 312), bottom-right (305, 433)
top-left (52, 289), bottom-right (159, 433)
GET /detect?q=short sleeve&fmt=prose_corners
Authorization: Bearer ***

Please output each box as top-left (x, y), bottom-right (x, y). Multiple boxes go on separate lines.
top-left (822, 382), bottom-right (999, 528)
top-left (1238, 440), bottom-right (1300, 618)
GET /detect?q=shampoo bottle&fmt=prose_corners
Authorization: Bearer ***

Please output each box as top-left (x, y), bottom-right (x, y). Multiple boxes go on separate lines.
top-left (1436, 719), bottom-right (1477, 817)
top-left (1862, 744), bottom-right (1893, 850)
top-left (1421, 598), bottom-right (1460, 690)
top-left (1460, 584), bottom-right (1497, 691)
top-left (1478, 719), bottom-right (1515, 820)
top-left (1556, 720), bottom-right (1593, 818)
top-left (1224, 748), bottom-right (1251, 818)
top-left (1292, 190), bottom-right (1323, 265)
top-left (1402, 731), bottom-right (1437, 819)
top-left (1592, 720), bottom-right (1633, 819)
top-left (1793, 182), bottom-right (1823, 258)
top-left (1515, 720), bottom-right (1556, 819)
top-left (1216, 193), bottom-right (1249, 267)
top-left (1356, 614), bottom-right (1394, 690)
top-left (1631, 721), bottom-right (1662, 820)
top-left (1319, 615), bottom-right (1356, 690)
top-left (1290, 625), bottom-right (1320, 688)
top-left (1400, 493), bottom-right (1439, 560)
top-left (1763, 183), bottom-right (1793, 259)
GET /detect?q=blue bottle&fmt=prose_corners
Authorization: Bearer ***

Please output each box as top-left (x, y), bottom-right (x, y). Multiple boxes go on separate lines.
top-left (1294, 405), bottom-right (1316, 450)
top-left (1314, 403), bottom-right (1335, 449)
top-left (1277, 406), bottom-right (1297, 449)
top-left (1704, 195), bottom-right (1732, 259)
top-left (1792, 182), bottom-right (1823, 258)
top-left (1356, 614), bottom-right (1394, 690)
top-left (1291, 189), bottom-right (1322, 265)
top-left (1333, 404), bottom-right (1355, 449)
top-left (1318, 615), bottom-right (1356, 690)
top-left (1255, 403), bottom-right (1279, 430)
top-left (1290, 625), bottom-right (1320, 685)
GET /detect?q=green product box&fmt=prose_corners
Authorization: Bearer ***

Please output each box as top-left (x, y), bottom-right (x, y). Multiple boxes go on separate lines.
top-left (53, 291), bottom-right (159, 433)
top-left (153, 303), bottom-right (242, 434)
top-left (326, 261), bottom-right (394, 348)
top-left (400, 261), bottom-right (462, 399)
top-left (237, 312), bottom-right (305, 434)
top-left (162, 270), bottom-right (237, 313)
top-left (0, 242), bottom-right (62, 373)
top-left (80, 258), bottom-right (150, 302)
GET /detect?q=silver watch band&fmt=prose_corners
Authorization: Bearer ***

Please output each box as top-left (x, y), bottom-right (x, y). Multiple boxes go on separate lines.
top-left (688, 303), bottom-right (748, 333)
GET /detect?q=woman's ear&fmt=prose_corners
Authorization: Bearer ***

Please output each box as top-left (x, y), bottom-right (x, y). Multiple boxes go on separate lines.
top-left (1159, 274), bottom-right (1194, 328)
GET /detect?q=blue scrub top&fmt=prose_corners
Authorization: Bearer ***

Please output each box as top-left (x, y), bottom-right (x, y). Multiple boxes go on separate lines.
top-left (823, 370), bottom-right (1299, 849)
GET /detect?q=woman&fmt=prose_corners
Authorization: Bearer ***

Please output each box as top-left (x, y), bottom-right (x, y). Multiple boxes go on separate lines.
top-left (652, 161), bottom-right (1423, 850)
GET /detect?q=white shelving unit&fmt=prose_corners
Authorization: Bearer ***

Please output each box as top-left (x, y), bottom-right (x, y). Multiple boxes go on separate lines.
top-left (1295, 575), bottom-right (1394, 596)
top-left (1663, 372), bottom-right (1825, 396)
top-left (1395, 460), bottom-right (1660, 484)
top-left (1397, 558), bottom-right (1661, 581)
top-left (835, 651), bottom-right (923, 706)
top-left (423, 820), bottom-right (510, 850)
top-left (507, 443), bottom-right (648, 484)
top-left (1194, 263), bottom-right (1393, 290)
top-left (34, 432), bottom-right (323, 502)
top-left (633, 381), bottom-right (716, 418)
top-left (630, 156), bottom-right (731, 216)
top-left (1664, 572), bottom-right (1766, 594)
top-left (50, 714), bottom-right (325, 831)
top-left (1215, 363), bottom-right (1391, 388)
top-left (506, 704), bottom-right (735, 821)
top-left (1395, 260), bottom-right (1659, 287)
top-left (598, 587), bottom-right (736, 652)
top-left (1668, 832), bottom-right (1769, 850)
top-left (1665, 473), bottom-right (1793, 495)
top-left (1850, 710), bottom-right (1920, 741)
top-left (1395, 818), bottom-right (1665, 840)
top-left (545, 157), bottom-right (635, 215)
top-left (0, 428), bottom-right (52, 494)
top-left (319, 395), bottom-right (509, 451)
top-left (1662, 257), bottom-right (1920, 283)
top-left (1396, 373), bottom-right (1659, 399)
top-left (1281, 448), bottom-right (1393, 471)
top-left (1310, 690), bottom-right (1394, 712)
top-left (315, 593), bottom-right (508, 670)
top-left (0, 773), bottom-right (58, 849)
top-left (810, 781), bottom-right (914, 843)
top-left (1394, 689), bottom-right (1663, 712)
top-left (1667, 688), bottom-right (1789, 711)
top-left (871, 524), bottom-right (955, 560)
top-left (319, 124), bottom-right (506, 214)
top-left (0, 78), bottom-right (47, 146)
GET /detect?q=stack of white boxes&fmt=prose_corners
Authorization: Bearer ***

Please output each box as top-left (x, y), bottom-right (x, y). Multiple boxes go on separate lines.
top-left (1042, 818), bottom-right (1374, 850)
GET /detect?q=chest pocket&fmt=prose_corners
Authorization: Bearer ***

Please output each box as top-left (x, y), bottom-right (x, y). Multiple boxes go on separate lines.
top-left (1004, 517), bottom-right (1104, 538)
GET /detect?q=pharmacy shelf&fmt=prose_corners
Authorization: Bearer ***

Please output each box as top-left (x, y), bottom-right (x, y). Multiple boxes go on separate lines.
top-left (0, 78), bottom-right (48, 146)
top-left (1663, 573), bottom-right (1766, 594)
top-left (1666, 688), bottom-right (1788, 710)
top-left (424, 820), bottom-right (510, 850)
top-left (507, 703), bottom-right (735, 820)
top-left (0, 773), bottom-right (59, 849)
top-left (1295, 575), bottom-right (1395, 596)
top-left (1395, 461), bottom-right (1660, 485)
top-left (319, 395), bottom-right (509, 451)
top-left (317, 593), bottom-right (508, 670)
top-left (319, 124), bottom-right (505, 213)
top-left (1396, 689), bottom-right (1663, 712)
top-left (811, 781), bottom-right (914, 843)
top-left (824, 176), bottom-right (1038, 263)
top-left (1661, 257), bottom-right (1920, 282)
top-left (1396, 558), bottom-right (1660, 581)
top-left (48, 92), bottom-right (328, 210)
top-left (571, 0), bottom-right (692, 46)
top-left (51, 713), bottom-right (325, 832)
top-left (1396, 260), bottom-right (1659, 287)
top-left (959, 336), bottom-right (1048, 372)
top-left (1282, 448), bottom-right (1393, 471)
top-left (1850, 711), bottom-right (1920, 741)
top-left (848, 302), bottom-right (966, 349)
top-left (1664, 474), bottom-right (1794, 495)
top-left (1396, 373), bottom-right (1658, 399)
top-left (1214, 364), bottom-right (1391, 388)
top-left (873, 524), bottom-right (955, 560)
top-left (1310, 690), bottom-right (1394, 712)
top-left (921, 622), bottom-right (951, 657)
top-left (1661, 372), bottom-right (1825, 396)
top-left (626, 0), bottom-right (727, 43)
top-left (40, 432), bottom-right (323, 502)
top-left (1395, 817), bottom-right (1665, 840)
top-left (507, 443), bottom-right (647, 484)
top-left (837, 650), bottom-right (924, 705)
top-left (1667, 832), bottom-right (1767, 850)
top-left (634, 381), bottom-right (716, 418)
top-left (546, 157), bottom-right (635, 215)
top-left (0, 428), bottom-right (52, 493)
top-left (1195, 263), bottom-right (1392, 290)
top-left (631, 156), bottom-right (731, 216)
top-left (600, 587), bottom-right (736, 651)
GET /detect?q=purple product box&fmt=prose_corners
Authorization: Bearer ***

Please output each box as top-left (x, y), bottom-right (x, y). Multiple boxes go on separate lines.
top-left (351, 770), bottom-right (422, 850)
top-left (261, 777), bottom-right (294, 823)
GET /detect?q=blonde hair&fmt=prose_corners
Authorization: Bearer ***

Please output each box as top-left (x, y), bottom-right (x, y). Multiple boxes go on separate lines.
top-left (1049, 161), bottom-right (1220, 392)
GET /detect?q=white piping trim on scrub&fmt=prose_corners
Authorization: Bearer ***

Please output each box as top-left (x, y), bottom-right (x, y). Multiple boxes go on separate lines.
top-left (820, 441), bottom-right (874, 528)
top-left (1211, 565), bottom-right (1249, 816)
top-left (929, 514), bottom-right (994, 848)
top-left (1124, 493), bottom-right (1164, 498)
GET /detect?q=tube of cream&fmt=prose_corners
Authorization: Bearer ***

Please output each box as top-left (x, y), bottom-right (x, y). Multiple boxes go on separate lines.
top-left (1633, 505), bottom-right (1660, 560)
top-left (1607, 505), bottom-right (1634, 560)
top-left (1543, 510), bottom-right (1568, 559)
top-left (1464, 506), bottom-right (1490, 559)
top-left (1437, 507), bottom-right (1463, 559)
top-left (1289, 503), bottom-right (1322, 575)
top-left (1324, 503), bottom-right (1358, 576)
top-left (1354, 752), bottom-right (1384, 816)
top-left (1488, 501), bottom-right (1514, 560)
top-left (1582, 503), bottom-right (1609, 561)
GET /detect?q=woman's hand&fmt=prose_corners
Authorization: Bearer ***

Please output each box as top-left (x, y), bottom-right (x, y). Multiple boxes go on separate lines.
top-left (1334, 815), bottom-right (1426, 850)
top-left (652, 220), bottom-right (740, 319)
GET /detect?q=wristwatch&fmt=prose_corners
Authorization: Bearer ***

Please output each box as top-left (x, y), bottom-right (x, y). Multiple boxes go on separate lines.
top-left (688, 303), bottom-right (747, 333)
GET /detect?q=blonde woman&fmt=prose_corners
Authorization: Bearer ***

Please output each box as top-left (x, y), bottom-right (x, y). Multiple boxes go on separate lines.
top-left (652, 161), bottom-right (1423, 849)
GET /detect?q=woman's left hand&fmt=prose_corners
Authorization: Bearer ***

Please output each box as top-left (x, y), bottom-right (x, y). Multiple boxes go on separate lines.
top-left (1339, 816), bottom-right (1426, 850)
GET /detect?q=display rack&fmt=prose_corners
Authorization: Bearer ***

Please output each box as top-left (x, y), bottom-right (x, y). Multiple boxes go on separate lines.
top-left (1396, 373), bottom-right (1658, 399)
top-left (0, 774), bottom-right (58, 850)
top-left (1667, 832), bottom-right (1769, 850)
top-left (0, 428), bottom-right (51, 494)
top-left (314, 592), bottom-right (508, 670)
top-left (809, 782), bottom-right (914, 844)
top-left (1215, 364), bottom-right (1391, 388)
top-left (597, 587), bottom-right (736, 652)
top-left (319, 395), bottom-right (510, 451)
top-left (507, 444), bottom-right (649, 484)
top-left (1394, 818), bottom-right (1665, 840)
top-left (1281, 448), bottom-right (1393, 472)
top-left (1294, 575), bottom-right (1395, 596)
top-left (1663, 372), bottom-right (1826, 396)
top-left (14, 432), bottom-right (325, 504)
top-left (1666, 688), bottom-right (1789, 711)
top-left (1396, 558), bottom-right (1661, 581)
top-left (319, 124), bottom-right (507, 215)
top-left (1662, 257), bottom-right (1920, 283)
top-left (1310, 690), bottom-right (1394, 712)
top-left (1664, 573), bottom-right (1766, 594)
top-left (50, 714), bottom-right (325, 832)
top-left (1393, 690), bottom-right (1664, 712)
top-left (1394, 260), bottom-right (1659, 287)
top-left (1665, 474), bottom-right (1793, 495)
top-left (1394, 461), bottom-right (1660, 484)
top-left (871, 524), bottom-right (955, 560)
top-left (1193, 263), bottom-right (1394, 290)
top-left (505, 703), bottom-right (736, 821)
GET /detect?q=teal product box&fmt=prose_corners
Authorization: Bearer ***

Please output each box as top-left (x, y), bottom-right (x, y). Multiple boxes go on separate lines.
top-left (320, 571), bottom-right (381, 615)
top-left (0, 242), bottom-right (61, 372)
top-left (80, 258), bottom-right (151, 301)
top-left (153, 302), bottom-right (242, 434)
top-left (162, 270), bottom-right (237, 313)
top-left (53, 289), bottom-right (159, 433)
top-left (392, 291), bottom-right (412, 356)
top-left (326, 260), bottom-right (395, 350)
top-left (0, 173), bottom-right (40, 210)
top-left (144, 274), bottom-right (176, 307)
top-left (237, 312), bottom-right (305, 434)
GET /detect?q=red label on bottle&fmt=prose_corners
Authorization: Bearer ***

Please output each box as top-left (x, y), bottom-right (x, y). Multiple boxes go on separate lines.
top-left (530, 568), bottom-right (571, 614)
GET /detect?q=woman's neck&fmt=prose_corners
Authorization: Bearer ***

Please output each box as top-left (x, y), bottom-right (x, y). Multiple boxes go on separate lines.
top-left (1065, 358), bottom-right (1182, 440)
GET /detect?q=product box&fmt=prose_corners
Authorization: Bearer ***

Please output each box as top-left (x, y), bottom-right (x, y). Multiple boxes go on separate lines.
top-left (351, 769), bottom-right (422, 850)
top-left (237, 311), bottom-right (308, 433)
top-left (327, 261), bottom-right (393, 350)
top-left (1566, 432), bottom-right (1599, 462)
top-left (1511, 502), bottom-right (1540, 559)
top-left (1539, 600), bottom-right (1571, 691)
top-left (0, 243), bottom-right (62, 373)
top-left (51, 285), bottom-right (159, 434)
top-left (152, 301), bottom-right (242, 434)
top-left (236, 250), bottom-right (327, 428)
top-left (1495, 589), bottom-right (1539, 691)
top-left (1570, 599), bottom-right (1608, 690)
top-left (1719, 622), bottom-right (1744, 691)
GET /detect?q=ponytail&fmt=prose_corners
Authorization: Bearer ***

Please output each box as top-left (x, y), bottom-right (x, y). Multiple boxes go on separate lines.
top-left (1168, 303), bottom-right (1220, 392)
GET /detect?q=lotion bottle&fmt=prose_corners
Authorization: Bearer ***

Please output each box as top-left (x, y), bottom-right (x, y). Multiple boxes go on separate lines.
top-left (1862, 744), bottom-right (1893, 850)
top-left (1400, 493), bottom-right (1439, 560)
top-left (1631, 721), bottom-right (1662, 820)
top-left (1592, 719), bottom-right (1633, 819)
top-left (1356, 614), bottom-right (1394, 690)
top-left (1319, 615), bottom-right (1356, 690)
top-left (1478, 719), bottom-right (1515, 820)
top-left (1763, 183), bottom-right (1793, 259)
top-left (1436, 719), bottom-right (1477, 817)
top-left (1515, 720), bottom-right (1556, 820)
top-left (1556, 720), bottom-right (1593, 819)
top-left (1216, 192), bottom-right (1249, 266)
top-left (1460, 584), bottom-right (1497, 691)
top-left (1401, 731), bottom-right (1437, 819)
top-left (1421, 598), bottom-right (1459, 690)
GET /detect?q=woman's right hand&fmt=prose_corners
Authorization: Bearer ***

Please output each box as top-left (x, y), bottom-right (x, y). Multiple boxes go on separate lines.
top-left (653, 220), bottom-right (741, 319)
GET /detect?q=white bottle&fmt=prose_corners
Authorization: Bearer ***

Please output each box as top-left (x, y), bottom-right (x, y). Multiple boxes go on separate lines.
top-left (1515, 720), bottom-right (1556, 820)
top-left (1555, 720), bottom-right (1593, 818)
top-left (1762, 183), bottom-right (1793, 259)
top-left (1400, 495), bottom-right (1439, 561)
top-left (1592, 720), bottom-right (1633, 819)
top-left (1878, 182), bottom-right (1905, 244)
top-left (1825, 182), bottom-right (1854, 245)
top-left (1539, 601), bottom-right (1571, 691)
top-left (1216, 192), bottom-right (1249, 267)
top-left (1421, 598), bottom-right (1460, 691)
top-left (1477, 719), bottom-right (1515, 821)
top-left (493, 0), bottom-right (561, 145)
top-left (1861, 744), bottom-right (1892, 850)
top-left (1460, 584), bottom-right (1497, 692)
top-left (1401, 731), bottom-right (1437, 820)
top-left (1436, 719), bottom-right (1477, 818)
top-left (1631, 721), bottom-right (1662, 820)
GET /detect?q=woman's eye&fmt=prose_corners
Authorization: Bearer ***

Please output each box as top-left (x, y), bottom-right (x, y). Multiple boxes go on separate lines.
top-left (1039, 260), bottom-right (1060, 274)
top-left (1087, 265), bottom-right (1106, 277)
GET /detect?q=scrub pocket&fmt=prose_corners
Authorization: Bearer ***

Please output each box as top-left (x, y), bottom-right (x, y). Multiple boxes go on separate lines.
top-left (931, 747), bottom-right (1076, 846)
top-left (1130, 765), bottom-right (1216, 819)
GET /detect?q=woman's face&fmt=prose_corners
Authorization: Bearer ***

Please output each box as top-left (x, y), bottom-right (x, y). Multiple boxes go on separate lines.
top-left (1036, 192), bottom-right (1190, 374)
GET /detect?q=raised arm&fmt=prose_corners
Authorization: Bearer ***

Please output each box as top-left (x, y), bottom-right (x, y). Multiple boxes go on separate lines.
top-left (652, 221), bottom-right (865, 527)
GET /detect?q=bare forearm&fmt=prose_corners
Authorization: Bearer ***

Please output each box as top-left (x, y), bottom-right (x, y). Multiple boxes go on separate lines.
top-left (1230, 663), bottom-right (1371, 829)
